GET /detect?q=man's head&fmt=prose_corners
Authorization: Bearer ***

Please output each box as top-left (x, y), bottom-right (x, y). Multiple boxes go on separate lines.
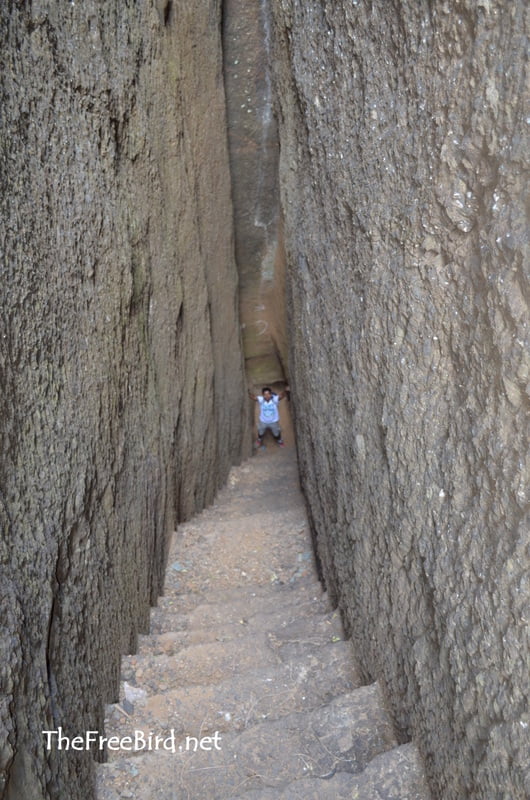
top-left (262, 387), bottom-right (272, 400)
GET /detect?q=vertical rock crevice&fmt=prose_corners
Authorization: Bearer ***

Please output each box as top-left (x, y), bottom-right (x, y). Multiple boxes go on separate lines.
top-left (222, 0), bottom-right (287, 390)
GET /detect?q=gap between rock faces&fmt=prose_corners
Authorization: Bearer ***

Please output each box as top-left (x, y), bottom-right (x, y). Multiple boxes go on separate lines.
top-left (166, 445), bottom-right (315, 598)
top-left (96, 422), bottom-right (430, 799)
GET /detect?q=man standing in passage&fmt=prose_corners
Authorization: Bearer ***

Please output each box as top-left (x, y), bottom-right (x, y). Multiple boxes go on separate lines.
top-left (248, 387), bottom-right (288, 448)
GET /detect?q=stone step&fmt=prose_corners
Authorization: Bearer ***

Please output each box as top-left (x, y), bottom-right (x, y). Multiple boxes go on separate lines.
top-left (339, 742), bottom-right (429, 800)
top-left (162, 568), bottom-right (323, 600)
top-left (225, 743), bottom-right (429, 799)
top-left (154, 577), bottom-right (330, 623)
top-left (227, 743), bottom-right (431, 800)
top-left (164, 537), bottom-right (315, 597)
top-left (120, 624), bottom-right (350, 694)
top-left (174, 470), bottom-right (307, 523)
top-left (167, 506), bottom-right (309, 552)
top-left (163, 507), bottom-right (315, 598)
top-left (105, 641), bottom-right (359, 750)
top-left (96, 684), bottom-right (398, 800)
top-left (140, 606), bottom-right (344, 654)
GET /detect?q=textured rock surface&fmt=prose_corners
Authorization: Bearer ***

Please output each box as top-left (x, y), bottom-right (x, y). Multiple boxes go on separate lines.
top-left (223, 0), bottom-right (287, 385)
top-left (270, 1), bottom-right (529, 798)
top-left (0, 2), bottom-right (245, 798)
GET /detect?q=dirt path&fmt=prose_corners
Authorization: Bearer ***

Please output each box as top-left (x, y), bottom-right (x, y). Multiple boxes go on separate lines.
top-left (95, 430), bottom-right (429, 799)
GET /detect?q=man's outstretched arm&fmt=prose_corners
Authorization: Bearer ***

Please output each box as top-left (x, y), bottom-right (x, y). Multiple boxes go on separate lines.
top-left (248, 389), bottom-right (257, 401)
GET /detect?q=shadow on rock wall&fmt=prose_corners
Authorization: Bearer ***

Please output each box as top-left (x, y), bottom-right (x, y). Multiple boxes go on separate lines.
top-left (0, 3), bottom-right (246, 798)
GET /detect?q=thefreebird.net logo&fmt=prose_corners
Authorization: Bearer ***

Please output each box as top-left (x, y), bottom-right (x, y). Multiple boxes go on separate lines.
top-left (42, 727), bottom-right (222, 754)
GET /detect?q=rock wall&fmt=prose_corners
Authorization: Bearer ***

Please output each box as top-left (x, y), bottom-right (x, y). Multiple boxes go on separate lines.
top-left (0, 2), bottom-right (245, 798)
top-left (223, 0), bottom-right (287, 387)
top-left (271, 1), bottom-right (529, 798)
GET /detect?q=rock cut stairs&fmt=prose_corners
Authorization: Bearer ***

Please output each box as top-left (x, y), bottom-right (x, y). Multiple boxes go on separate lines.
top-left (96, 447), bottom-right (429, 800)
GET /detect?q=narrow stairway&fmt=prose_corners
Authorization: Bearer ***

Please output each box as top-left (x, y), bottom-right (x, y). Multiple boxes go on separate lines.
top-left (96, 446), bottom-right (429, 799)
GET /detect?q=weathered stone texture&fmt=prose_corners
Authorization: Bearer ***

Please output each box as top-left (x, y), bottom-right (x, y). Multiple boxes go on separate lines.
top-left (0, 2), bottom-right (245, 799)
top-left (223, 0), bottom-right (287, 386)
top-left (271, 1), bottom-right (529, 798)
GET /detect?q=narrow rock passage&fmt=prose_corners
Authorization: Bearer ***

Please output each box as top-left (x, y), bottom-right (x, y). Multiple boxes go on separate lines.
top-left (96, 442), bottom-right (429, 799)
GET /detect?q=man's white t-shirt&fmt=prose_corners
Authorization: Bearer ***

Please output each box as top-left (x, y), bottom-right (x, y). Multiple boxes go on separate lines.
top-left (258, 395), bottom-right (280, 424)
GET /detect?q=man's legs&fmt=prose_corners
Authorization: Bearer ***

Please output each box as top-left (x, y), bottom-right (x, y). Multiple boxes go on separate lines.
top-left (256, 423), bottom-right (266, 448)
top-left (269, 422), bottom-right (284, 446)
top-left (256, 422), bottom-right (284, 447)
